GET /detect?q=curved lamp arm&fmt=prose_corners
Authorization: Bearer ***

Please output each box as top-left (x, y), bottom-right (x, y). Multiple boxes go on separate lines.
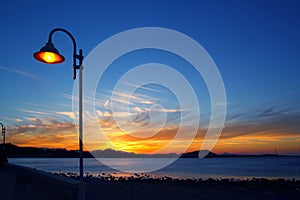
top-left (48, 28), bottom-right (83, 79)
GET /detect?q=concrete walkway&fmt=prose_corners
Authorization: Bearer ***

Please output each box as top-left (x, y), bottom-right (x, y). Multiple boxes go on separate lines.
top-left (0, 163), bottom-right (82, 200)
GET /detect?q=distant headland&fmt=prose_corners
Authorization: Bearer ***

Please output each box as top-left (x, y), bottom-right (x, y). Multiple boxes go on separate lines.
top-left (1, 143), bottom-right (284, 158)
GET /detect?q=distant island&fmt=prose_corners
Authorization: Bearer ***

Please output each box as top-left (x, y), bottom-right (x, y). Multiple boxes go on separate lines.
top-left (1, 143), bottom-right (282, 158)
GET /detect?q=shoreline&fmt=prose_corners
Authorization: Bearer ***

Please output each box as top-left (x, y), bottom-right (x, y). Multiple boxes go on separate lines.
top-left (58, 171), bottom-right (300, 200)
top-left (1, 163), bottom-right (300, 199)
top-left (9, 156), bottom-right (300, 181)
top-left (54, 171), bottom-right (300, 182)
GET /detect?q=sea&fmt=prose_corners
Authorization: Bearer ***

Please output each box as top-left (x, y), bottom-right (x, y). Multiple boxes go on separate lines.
top-left (8, 157), bottom-right (300, 180)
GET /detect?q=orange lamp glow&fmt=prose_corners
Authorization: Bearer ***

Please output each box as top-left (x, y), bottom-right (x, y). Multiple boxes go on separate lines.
top-left (33, 41), bottom-right (65, 64)
top-left (34, 51), bottom-right (64, 64)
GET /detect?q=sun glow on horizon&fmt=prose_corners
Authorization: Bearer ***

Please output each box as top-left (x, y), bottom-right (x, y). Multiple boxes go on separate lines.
top-left (4, 82), bottom-right (300, 156)
top-left (6, 122), bottom-right (300, 156)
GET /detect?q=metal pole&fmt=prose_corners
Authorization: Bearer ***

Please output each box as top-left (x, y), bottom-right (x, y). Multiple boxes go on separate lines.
top-left (0, 123), bottom-right (4, 153)
top-left (34, 28), bottom-right (85, 199)
top-left (3, 129), bottom-right (5, 153)
top-left (78, 64), bottom-right (85, 200)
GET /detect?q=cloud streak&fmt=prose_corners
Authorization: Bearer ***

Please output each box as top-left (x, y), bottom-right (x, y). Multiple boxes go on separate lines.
top-left (4, 81), bottom-right (300, 155)
top-left (0, 66), bottom-right (38, 79)
top-left (4, 105), bottom-right (300, 155)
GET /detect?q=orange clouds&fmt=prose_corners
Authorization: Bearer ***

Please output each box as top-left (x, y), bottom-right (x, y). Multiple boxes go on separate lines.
top-left (7, 119), bottom-right (78, 150)
top-left (5, 105), bottom-right (300, 156)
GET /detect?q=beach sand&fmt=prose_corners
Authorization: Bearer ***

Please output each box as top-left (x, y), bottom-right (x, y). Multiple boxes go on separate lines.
top-left (1, 163), bottom-right (299, 200)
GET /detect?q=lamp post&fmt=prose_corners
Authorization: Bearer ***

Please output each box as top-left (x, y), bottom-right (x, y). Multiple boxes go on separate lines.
top-left (33, 28), bottom-right (85, 200)
top-left (0, 122), bottom-right (5, 153)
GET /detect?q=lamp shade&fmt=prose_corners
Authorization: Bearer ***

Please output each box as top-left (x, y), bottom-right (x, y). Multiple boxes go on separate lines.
top-left (34, 42), bottom-right (65, 64)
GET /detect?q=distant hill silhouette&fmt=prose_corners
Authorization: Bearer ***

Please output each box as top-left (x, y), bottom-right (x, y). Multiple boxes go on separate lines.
top-left (180, 150), bottom-right (218, 158)
top-left (1, 143), bottom-right (177, 158)
top-left (180, 150), bottom-right (280, 158)
top-left (1, 143), bottom-right (281, 158)
top-left (92, 148), bottom-right (178, 158)
top-left (1, 143), bottom-right (91, 158)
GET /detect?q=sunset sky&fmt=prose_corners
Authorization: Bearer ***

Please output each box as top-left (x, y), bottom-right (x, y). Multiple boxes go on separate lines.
top-left (0, 0), bottom-right (299, 155)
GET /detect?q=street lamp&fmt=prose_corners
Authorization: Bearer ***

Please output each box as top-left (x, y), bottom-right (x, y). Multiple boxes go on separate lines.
top-left (33, 28), bottom-right (85, 200)
top-left (0, 122), bottom-right (5, 153)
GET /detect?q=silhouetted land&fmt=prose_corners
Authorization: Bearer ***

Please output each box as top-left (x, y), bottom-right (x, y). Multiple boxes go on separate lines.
top-left (180, 150), bottom-right (281, 158)
top-left (1, 143), bottom-right (285, 158)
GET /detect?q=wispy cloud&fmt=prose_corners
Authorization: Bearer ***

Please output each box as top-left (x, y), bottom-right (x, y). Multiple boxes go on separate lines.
top-left (57, 111), bottom-right (75, 119)
top-left (0, 66), bottom-right (38, 79)
top-left (9, 117), bottom-right (75, 135)
top-left (26, 117), bottom-right (48, 126)
top-left (94, 85), bottom-right (194, 130)
top-left (123, 81), bottom-right (162, 92)
top-left (222, 110), bottom-right (300, 139)
top-left (5, 104), bottom-right (300, 154)
top-left (17, 108), bottom-right (57, 118)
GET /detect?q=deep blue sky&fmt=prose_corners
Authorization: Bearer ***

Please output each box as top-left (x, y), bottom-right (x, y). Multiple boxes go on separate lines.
top-left (0, 0), bottom-right (299, 154)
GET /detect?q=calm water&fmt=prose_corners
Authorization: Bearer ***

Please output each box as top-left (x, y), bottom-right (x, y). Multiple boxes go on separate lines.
top-left (9, 157), bottom-right (300, 180)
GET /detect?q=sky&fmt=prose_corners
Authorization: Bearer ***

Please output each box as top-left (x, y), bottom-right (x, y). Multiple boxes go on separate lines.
top-left (0, 0), bottom-right (299, 155)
